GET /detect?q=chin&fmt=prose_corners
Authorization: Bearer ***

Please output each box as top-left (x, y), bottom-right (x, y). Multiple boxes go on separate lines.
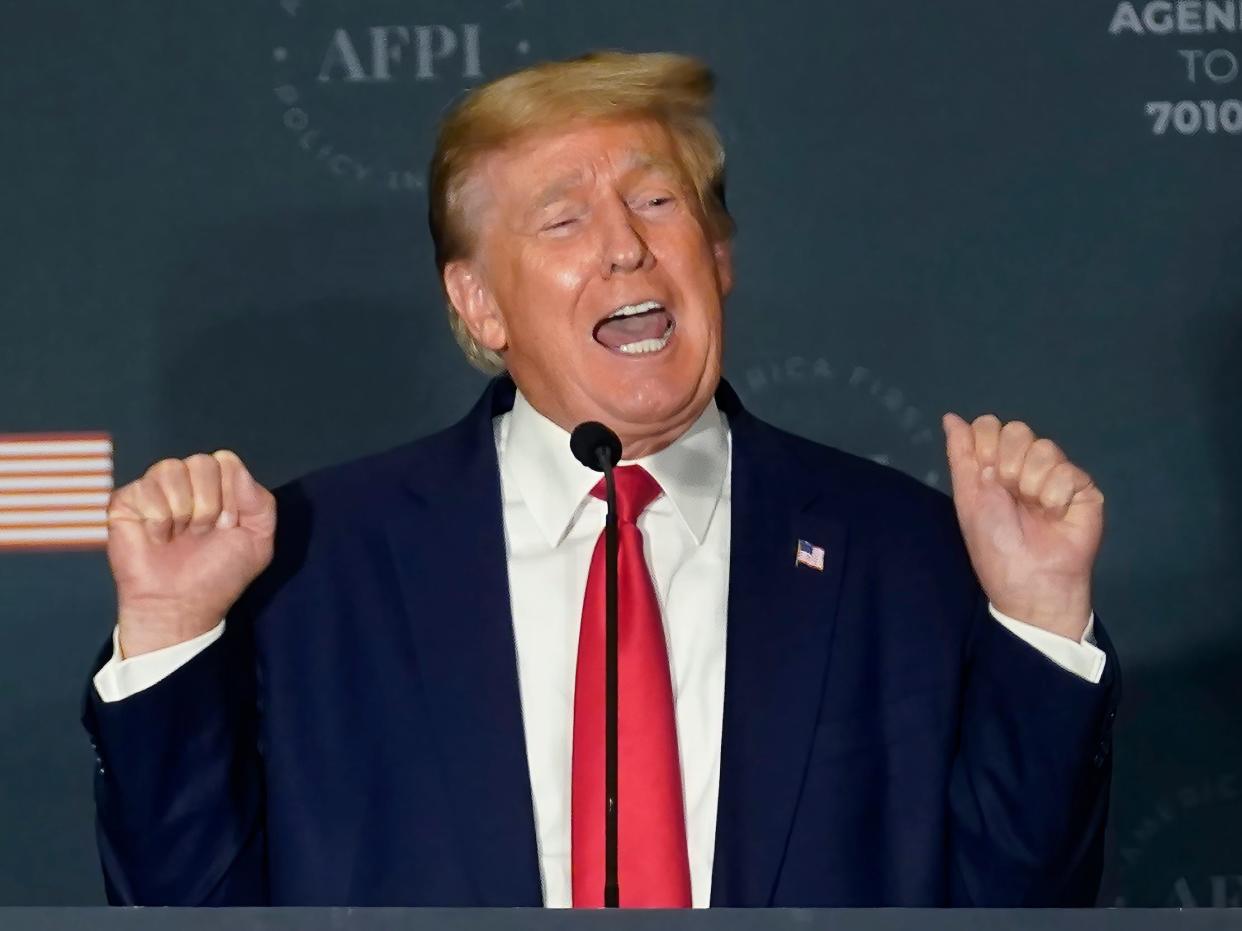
top-left (600, 371), bottom-right (712, 429)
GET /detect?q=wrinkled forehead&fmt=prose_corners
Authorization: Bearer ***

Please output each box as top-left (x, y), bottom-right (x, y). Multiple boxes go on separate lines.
top-left (474, 118), bottom-right (688, 215)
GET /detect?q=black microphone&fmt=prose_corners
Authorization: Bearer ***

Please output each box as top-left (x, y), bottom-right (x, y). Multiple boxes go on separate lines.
top-left (569, 421), bottom-right (622, 909)
top-left (570, 421), bottom-right (622, 474)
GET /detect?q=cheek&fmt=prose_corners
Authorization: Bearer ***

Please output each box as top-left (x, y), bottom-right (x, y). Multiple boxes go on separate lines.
top-left (663, 225), bottom-right (720, 281)
top-left (670, 246), bottom-right (725, 325)
top-left (513, 243), bottom-right (593, 297)
top-left (502, 249), bottom-right (591, 347)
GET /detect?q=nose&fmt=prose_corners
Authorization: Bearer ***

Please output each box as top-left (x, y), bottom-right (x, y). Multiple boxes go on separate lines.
top-left (599, 198), bottom-right (653, 278)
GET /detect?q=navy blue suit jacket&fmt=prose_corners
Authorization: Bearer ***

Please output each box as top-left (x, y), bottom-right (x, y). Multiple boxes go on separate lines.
top-left (83, 376), bottom-right (1119, 906)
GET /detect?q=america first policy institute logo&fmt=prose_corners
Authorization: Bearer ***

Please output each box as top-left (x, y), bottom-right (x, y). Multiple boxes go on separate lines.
top-left (1116, 770), bottom-right (1242, 906)
top-left (271, 0), bottom-right (533, 196)
top-left (739, 356), bottom-right (946, 492)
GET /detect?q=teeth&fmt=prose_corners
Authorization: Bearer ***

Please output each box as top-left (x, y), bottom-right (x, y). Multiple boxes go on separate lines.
top-left (607, 299), bottom-right (663, 320)
top-left (618, 322), bottom-right (675, 355)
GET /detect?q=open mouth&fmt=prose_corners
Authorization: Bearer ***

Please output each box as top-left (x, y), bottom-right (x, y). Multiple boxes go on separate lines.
top-left (592, 299), bottom-right (675, 356)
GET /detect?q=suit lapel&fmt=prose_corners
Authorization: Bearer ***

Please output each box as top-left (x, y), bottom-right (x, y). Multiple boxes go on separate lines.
top-left (383, 377), bottom-right (543, 906)
top-left (711, 382), bottom-right (849, 906)
top-left (377, 375), bottom-right (846, 906)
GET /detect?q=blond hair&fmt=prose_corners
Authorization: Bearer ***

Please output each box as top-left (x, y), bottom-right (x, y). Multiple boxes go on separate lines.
top-left (427, 50), bottom-right (735, 374)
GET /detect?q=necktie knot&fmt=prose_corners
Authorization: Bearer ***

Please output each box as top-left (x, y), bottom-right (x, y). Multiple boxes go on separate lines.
top-left (590, 464), bottom-right (662, 525)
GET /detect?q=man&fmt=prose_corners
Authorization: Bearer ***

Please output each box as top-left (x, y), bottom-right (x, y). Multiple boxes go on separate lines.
top-left (85, 51), bottom-right (1118, 908)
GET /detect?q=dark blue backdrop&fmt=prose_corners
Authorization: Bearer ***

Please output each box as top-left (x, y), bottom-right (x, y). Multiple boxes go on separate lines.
top-left (1, 0), bottom-right (1239, 906)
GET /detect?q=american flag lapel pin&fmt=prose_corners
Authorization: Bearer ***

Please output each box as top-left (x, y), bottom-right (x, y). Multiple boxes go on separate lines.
top-left (794, 538), bottom-right (825, 572)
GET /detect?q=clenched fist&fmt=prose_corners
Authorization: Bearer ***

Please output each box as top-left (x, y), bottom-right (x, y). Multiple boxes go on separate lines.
top-left (942, 413), bottom-right (1103, 641)
top-left (106, 450), bottom-right (276, 658)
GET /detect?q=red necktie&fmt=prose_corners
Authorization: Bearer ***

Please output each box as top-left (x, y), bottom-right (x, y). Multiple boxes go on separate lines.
top-left (571, 465), bottom-right (692, 908)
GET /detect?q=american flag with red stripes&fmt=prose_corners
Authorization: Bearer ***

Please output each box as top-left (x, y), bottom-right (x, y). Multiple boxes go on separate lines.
top-left (0, 432), bottom-right (113, 551)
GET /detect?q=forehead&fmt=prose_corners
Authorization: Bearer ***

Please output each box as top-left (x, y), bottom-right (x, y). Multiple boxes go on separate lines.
top-left (479, 118), bottom-right (683, 204)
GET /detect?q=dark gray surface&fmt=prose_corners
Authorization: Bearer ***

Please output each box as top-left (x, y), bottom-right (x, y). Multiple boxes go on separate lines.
top-left (3, 910), bottom-right (1242, 931)
top-left (1, 0), bottom-right (1239, 907)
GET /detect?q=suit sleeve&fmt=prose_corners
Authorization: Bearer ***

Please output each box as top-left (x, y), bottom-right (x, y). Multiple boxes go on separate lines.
top-left (80, 482), bottom-right (312, 905)
top-left (81, 613), bottom-right (267, 905)
top-left (947, 583), bottom-right (1121, 906)
top-left (93, 621), bottom-right (226, 703)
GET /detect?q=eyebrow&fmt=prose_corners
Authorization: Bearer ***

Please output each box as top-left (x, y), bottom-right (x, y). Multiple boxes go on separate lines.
top-left (526, 150), bottom-right (682, 216)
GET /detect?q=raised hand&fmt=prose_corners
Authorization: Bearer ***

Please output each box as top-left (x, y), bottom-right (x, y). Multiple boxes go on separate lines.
top-left (105, 450), bottom-right (276, 657)
top-left (941, 413), bottom-right (1103, 640)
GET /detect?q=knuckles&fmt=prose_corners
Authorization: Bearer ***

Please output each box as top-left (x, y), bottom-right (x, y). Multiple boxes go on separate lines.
top-left (149, 457), bottom-right (185, 480)
top-left (955, 414), bottom-right (1105, 513)
top-left (105, 488), bottom-right (126, 524)
top-left (184, 452), bottom-right (219, 473)
top-left (999, 419), bottom-right (1034, 440)
top-left (106, 480), bottom-right (145, 521)
top-left (110, 450), bottom-right (262, 544)
top-left (1027, 436), bottom-right (1063, 463)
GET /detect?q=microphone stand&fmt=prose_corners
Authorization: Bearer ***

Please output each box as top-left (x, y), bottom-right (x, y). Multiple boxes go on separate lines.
top-left (571, 421), bottom-right (624, 908)
top-left (596, 447), bottom-right (620, 909)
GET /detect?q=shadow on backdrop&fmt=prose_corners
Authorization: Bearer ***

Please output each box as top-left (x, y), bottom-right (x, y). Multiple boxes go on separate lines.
top-left (152, 205), bottom-right (487, 488)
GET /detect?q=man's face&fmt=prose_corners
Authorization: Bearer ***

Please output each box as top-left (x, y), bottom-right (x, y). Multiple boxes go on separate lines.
top-left (444, 118), bottom-right (733, 456)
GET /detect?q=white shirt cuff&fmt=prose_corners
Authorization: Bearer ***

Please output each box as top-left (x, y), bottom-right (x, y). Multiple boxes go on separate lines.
top-left (987, 604), bottom-right (1107, 685)
top-left (92, 620), bottom-right (227, 703)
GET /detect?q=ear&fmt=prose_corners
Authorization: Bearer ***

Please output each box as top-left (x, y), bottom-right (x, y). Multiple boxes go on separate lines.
top-left (712, 237), bottom-right (734, 298)
top-left (443, 259), bottom-right (508, 352)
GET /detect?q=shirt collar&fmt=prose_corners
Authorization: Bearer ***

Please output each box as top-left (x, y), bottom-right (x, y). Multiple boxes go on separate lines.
top-left (501, 388), bottom-right (729, 548)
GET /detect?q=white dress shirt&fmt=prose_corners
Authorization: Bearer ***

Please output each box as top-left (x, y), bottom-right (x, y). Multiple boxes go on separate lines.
top-left (94, 389), bottom-right (1107, 907)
